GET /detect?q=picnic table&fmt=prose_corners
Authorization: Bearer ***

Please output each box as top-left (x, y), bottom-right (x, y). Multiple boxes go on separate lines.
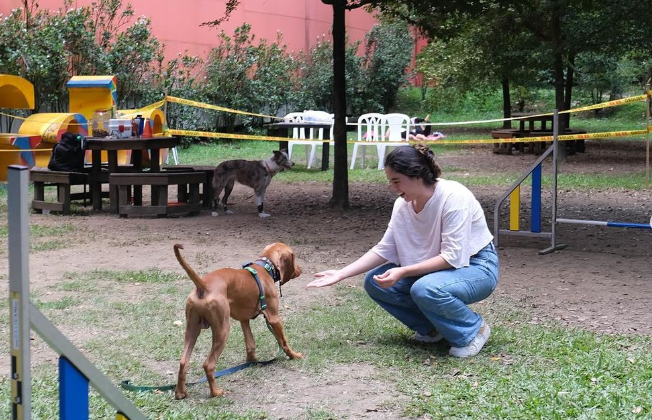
top-left (491, 114), bottom-right (586, 155)
top-left (85, 136), bottom-right (179, 212)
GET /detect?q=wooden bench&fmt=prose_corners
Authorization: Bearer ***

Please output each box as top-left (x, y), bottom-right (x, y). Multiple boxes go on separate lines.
top-left (162, 165), bottom-right (215, 208)
top-left (30, 168), bottom-right (90, 215)
top-left (109, 172), bottom-right (204, 217)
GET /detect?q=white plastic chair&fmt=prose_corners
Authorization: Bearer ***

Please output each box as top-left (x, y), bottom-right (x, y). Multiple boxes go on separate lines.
top-left (377, 113), bottom-right (410, 170)
top-left (285, 112), bottom-right (318, 169)
top-left (350, 113), bottom-right (383, 169)
top-left (303, 110), bottom-right (334, 168)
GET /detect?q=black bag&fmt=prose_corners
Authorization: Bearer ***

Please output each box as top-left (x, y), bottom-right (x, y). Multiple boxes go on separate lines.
top-left (48, 132), bottom-right (86, 172)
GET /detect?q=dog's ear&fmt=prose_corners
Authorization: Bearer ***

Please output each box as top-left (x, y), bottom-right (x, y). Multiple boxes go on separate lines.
top-left (263, 243), bottom-right (301, 283)
top-left (279, 248), bottom-right (302, 284)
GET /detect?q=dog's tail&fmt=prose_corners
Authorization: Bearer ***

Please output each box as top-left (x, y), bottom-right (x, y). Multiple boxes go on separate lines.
top-left (174, 244), bottom-right (206, 293)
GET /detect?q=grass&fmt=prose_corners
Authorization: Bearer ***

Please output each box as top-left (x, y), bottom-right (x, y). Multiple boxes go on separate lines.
top-left (1, 269), bottom-right (650, 419)
top-left (394, 87), bottom-right (651, 140)
top-left (0, 87), bottom-right (649, 418)
top-left (174, 140), bottom-right (649, 191)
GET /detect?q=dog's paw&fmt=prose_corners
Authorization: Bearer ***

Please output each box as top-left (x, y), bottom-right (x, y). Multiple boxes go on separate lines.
top-left (259, 212), bottom-right (271, 218)
top-left (174, 389), bottom-right (188, 400)
top-left (211, 211), bottom-right (219, 217)
top-left (291, 352), bottom-right (304, 359)
top-left (209, 388), bottom-right (226, 398)
top-left (225, 210), bottom-right (234, 215)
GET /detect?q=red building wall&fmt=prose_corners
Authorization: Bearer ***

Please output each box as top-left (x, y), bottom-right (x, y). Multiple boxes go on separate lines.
top-left (1, 0), bottom-right (379, 61)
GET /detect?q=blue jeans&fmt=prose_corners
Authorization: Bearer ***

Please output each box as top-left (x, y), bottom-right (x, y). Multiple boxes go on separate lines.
top-left (363, 242), bottom-right (499, 347)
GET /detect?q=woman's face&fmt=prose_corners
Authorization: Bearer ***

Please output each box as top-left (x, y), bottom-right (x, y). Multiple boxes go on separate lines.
top-left (385, 167), bottom-right (423, 202)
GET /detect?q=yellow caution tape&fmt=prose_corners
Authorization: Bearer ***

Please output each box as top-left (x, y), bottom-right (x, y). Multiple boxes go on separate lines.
top-left (0, 110), bottom-right (29, 121)
top-left (167, 128), bottom-right (649, 146)
top-left (132, 100), bottom-right (166, 113)
top-left (168, 129), bottom-right (290, 141)
top-left (165, 96), bottom-right (283, 120)
top-left (559, 94), bottom-right (648, 114)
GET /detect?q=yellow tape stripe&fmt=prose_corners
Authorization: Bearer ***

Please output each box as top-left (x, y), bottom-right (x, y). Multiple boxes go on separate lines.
top-left (0, 110), bottom-right (88, 125)
top-left (168, 128), bottom-right (648, 145)
top-left (132, 100), bottom-right (165, 112)
top-left (168, 129), bottom-right (290, 141)
top-left (559, 94), bottom-right (648, 114)
top-left (0, 110), bottom-right (29, 121)
top-left (165, 96), bottom-right (282, 120)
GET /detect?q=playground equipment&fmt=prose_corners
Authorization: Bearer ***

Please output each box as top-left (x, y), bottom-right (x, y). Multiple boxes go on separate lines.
top-left (0, 75), bottom-right (37, 181)
top-left (494, 110), bottom-right (652, 254)
top-left (0, 74), bottom-right (172, 182)
top-left (8, 165), bottom-right (146, 420)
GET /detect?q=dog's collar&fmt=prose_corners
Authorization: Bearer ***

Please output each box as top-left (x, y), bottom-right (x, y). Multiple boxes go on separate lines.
top-left (241, 257), bottom-right (281, 318)
top-left (262, 160), bottom-right (274, 177)
top-left (253, 256), bottom-right (280, 283)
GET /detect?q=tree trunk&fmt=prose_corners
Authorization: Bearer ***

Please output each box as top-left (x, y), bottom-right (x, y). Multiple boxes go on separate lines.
top-left (501, 76), bottom-right (512, 129)
top-left (551, 3), bottom-right (567, 161)
top-left (563, 53), bottom-right (575, 129)
top-left (329, 0), bottom-right (349, 209)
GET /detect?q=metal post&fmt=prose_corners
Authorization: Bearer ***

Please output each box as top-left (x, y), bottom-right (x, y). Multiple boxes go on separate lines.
top-left (8, 165), bottom-right (31, 420)
top-left (539, 110), bottom-right (567, 254)
top-left (551, 109), bottom-right (559, 249)
top-left (646, 82), bottom-right (650, 189)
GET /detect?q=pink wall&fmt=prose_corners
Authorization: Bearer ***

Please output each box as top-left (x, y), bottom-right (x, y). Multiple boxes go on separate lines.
top-left (1, 0), bottom-right (379, 61)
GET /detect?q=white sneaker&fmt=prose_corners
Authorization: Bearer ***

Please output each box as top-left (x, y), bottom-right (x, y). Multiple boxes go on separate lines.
top-left (413, 330), bottom-right (444, 343)
top-left (449, 322), bottom-right (491, 358)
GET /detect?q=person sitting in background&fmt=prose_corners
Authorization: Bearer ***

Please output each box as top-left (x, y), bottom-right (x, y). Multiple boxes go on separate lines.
top-left (402, 115), bottom-right (445, 141)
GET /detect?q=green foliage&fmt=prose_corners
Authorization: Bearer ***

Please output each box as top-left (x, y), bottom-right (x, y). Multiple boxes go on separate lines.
top-left (0, 0), bottom-right (163, 111)
top-left (296, 21), bottom-right (414, 115)
top-left (360, 21), bottom-right (414, 112)
top-left (204, 23), bottom-right (301, 133)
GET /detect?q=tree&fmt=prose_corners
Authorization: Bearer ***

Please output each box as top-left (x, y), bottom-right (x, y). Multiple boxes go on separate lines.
top-left (382, 0), bottom-right (652, 157)
top-left (205, 0), bottom-right (377, 209)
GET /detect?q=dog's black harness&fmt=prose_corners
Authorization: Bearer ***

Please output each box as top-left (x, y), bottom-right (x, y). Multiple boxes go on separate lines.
top-left (242, 256), bottom-right (281, 317)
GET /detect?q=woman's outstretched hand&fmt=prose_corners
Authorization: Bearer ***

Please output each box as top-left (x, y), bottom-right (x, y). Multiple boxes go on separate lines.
top-left (306, 270), bottom-right (343, 288)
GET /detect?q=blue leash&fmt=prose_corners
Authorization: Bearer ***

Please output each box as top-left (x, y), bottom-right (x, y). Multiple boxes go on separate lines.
top-left (120, 352), bottom-right (280, 392)
top-left (121, 260), bottom-right (283, 393)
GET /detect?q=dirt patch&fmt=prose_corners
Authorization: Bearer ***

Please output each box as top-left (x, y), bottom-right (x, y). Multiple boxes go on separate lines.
top-left (1, 139), bottom-right (651, 418)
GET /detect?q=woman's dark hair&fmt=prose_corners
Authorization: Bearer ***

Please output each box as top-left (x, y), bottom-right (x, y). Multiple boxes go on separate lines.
top-left (384, 143), bottom-right (441, 185)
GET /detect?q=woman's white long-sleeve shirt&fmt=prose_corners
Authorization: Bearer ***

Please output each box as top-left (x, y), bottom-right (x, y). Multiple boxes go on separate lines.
top-left (371, 179), bottom-right (493, 269)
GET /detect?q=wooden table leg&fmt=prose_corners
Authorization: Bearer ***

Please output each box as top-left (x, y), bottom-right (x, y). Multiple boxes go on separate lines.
top-left (91, 150), bottom-right (102, 211)
top-left (150, 149), bottom-right (161, 172)
top-left (268, 127), bottom-right (289, 152)
top-left (321, 141), bottom-right (329, 171)
top-left (108, 151), bottom-right (119, 213)
top-left (132, 150), bottom-right (143, 206)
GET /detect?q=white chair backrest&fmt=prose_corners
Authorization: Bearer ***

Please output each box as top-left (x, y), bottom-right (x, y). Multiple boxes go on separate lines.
top-left (284, 112), bottom-right (305, 139)
top-left (380, 113), bottom-right (410, 142)
top-left (357, 113), bottom-right (384, 142)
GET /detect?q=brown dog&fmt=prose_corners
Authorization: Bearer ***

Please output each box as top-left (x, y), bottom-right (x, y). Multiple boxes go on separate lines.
top-left (173, 242), bottom-right (303, 399)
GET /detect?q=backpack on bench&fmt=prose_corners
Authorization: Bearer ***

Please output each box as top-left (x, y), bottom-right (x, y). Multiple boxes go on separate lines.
top-left (48, 132), bottom-right (86, 172)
